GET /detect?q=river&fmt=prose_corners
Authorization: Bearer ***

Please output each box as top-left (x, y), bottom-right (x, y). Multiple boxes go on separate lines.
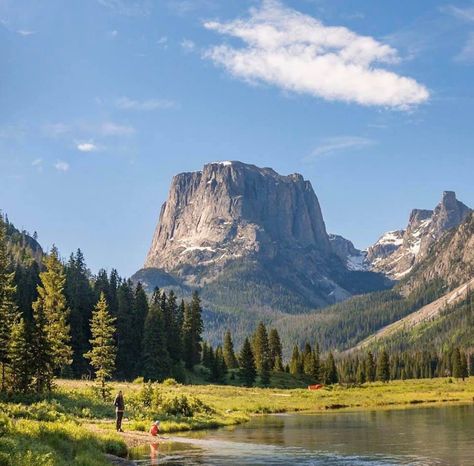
top-left (129, 404), bottom-right (474, 465)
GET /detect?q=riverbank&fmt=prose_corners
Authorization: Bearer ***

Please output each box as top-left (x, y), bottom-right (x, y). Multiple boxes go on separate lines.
top-left (1, 377), bottom-right (473, 465)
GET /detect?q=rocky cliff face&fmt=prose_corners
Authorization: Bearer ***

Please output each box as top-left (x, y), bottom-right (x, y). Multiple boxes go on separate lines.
top-left (367, 192), bottom-right (471, 279)
top-left (138, 161), bottom-right (387, 310)
top-left (145, 161), bottom-right (330, 276)
top-left (401, 211), bottom-right (474, 293)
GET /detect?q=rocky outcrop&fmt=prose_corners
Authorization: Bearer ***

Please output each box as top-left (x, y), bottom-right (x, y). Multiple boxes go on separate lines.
top-left (329, 234), bottom-right (367, 271)
top-left (145, 161), bottom-right (331, 277)
top-left (367, 192), bottom-right (471, 279)
top-left (137, 161), bottom-right (387, 310)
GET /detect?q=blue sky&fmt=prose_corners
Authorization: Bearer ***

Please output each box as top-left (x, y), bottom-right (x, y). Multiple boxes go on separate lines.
top-left (1, 0), bottom-right (473, 276)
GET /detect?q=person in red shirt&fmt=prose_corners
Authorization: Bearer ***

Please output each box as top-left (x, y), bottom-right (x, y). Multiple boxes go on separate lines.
top-left (149, 420), bottom-right (160, 437)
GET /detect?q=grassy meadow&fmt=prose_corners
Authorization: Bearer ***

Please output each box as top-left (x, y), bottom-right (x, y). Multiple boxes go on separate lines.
top-left (1, 375), bottom-right (474, 465)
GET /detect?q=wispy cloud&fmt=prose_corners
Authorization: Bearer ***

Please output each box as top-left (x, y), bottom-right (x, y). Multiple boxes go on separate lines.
top-left (97, 0), bottom-right (152, 16)
top-left (157, 36), bottom-right (168, 49)
top-left (204, 0), bottom-right (429, 109)
top-left (304, 136), bottom-right (376, 162)
top-left (76, 142), bottom-right (99, 152)
top-left (100, 122), bottom-right (135, 136)
top-left (181, 39), bottom-right (196, 53)
top-left (54, 161), bottom-right (70, 172)
top-left (17, 29), bottom-right (35, 36)
top-left (43, 121), bottom-right (136, 138)
top-left (115, 97), bottom-right (177, 111)
top-left (456, 32), bottom-right (474, 62)
top-left (168, 0), bottom-right (217, 16)
top-left (441, 5), bottom-right (474, 22)
top-left (441, 4), bottom-right (474, 63)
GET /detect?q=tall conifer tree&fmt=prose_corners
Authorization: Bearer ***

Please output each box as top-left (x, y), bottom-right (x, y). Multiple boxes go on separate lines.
top-left (8, 318), bottom-right (32, 393)
top-left (223, 330), bottom-right (238, 369)
top-left (0, 218), bottom-right (18, 391)
top-left (34, 247), bottom-right (72, 374)
top-left (239, 338), bottom-right (256, 387)
top-left (84, 293), bottom-right (117, 400)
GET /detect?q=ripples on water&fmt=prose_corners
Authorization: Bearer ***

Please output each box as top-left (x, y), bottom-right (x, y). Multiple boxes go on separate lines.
top-left (129, 405), bottom-right (474, 466)
top-left (131, 437), bottom-right (440, 466)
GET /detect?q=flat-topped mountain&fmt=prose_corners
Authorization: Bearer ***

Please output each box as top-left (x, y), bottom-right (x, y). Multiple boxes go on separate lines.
top-left (136, 161), bottom-right (388, 312)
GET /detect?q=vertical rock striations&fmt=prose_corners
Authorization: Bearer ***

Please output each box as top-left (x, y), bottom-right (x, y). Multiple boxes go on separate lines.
top-left (138, 161), bottom-right (387, 310)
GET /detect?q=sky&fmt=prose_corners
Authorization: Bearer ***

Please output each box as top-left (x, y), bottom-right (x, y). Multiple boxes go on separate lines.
top-left (0, 0), bottom-right (473, 277)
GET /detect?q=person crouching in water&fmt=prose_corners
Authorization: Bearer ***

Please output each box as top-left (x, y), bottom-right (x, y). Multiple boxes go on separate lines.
top-left (114, 390), bottom-right (125, 432)
top-left (150, 420), bottom-right (160, 437)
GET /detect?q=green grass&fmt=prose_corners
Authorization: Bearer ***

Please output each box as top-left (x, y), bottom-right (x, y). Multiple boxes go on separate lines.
top-left (2, 376), bottom-right (473, 465)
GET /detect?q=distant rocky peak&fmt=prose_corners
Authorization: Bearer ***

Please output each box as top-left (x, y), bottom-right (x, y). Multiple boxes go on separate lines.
top-left (367, 191), bottom-right (472, 279)
top-left (431, 191), bottom-right (471, 233)
top-left (408, 209), bottom-right (432, 226)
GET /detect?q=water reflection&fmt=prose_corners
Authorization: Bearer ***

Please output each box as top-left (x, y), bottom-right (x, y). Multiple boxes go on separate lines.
top-left (129, 405), bottom-right (474, 466)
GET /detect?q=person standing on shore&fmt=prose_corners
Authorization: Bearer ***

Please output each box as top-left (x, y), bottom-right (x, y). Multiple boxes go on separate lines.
top-left (114, 390), bottom-right (125, 432)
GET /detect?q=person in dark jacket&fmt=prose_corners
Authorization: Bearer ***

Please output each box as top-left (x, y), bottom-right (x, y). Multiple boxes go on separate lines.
top-left (114, 390), bottom-right (125, 432)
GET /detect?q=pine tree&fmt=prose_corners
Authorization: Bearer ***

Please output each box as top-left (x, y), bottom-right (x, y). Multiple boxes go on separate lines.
top-left (290, 345), bottom-right (302, 376)
top-left (366, 351), bottom-right (376, 382)
top-left (142, 299), bottom-right (170, 381)
top-left (31, 298), bottom-right (54, 393)
top-left (65, 249), bottom-right (94, 377)
top-left (166, 290), bottom-right (181, 362)
top-left (0, 218), bottom-right (18, 391)
top-left (312, 344), bottom-right (321, 383)
top-left (356, 358), bottom-right (366, 384)
top-left (116, 280), bottom-right (136, 379)
top-left (133, 282), bottom-right (149, 375)
top-left (253, 322), bottom-right (271, 385)
top-left (182, 292), bottom-right (203, 370)
top-left (376, 349), bottom-right (390, 383)
top-left (302, 343), bottom-right (313, 376)
top-left (8, 318), bottom-right (32, 393)
top-left (452, 348), bottom-right (462, 379)
top-left (223, 330), bottom-right (238, 369)
top-left (239, 338), bottom-right (256, 387)
top-left (325, 352), bottom-right (338, 385)
top-left (84, 293), bottom-right (117, 400)
top-left (268, 329), bottom-right (283, 371)
top-left (34, 247), bottom-right (73, 374)
top-left (460, 351), bottom-right (468, 381)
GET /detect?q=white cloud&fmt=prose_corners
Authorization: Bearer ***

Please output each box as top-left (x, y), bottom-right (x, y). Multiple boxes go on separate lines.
top-left (181, 39), bottom-right (196, 53)
top-left (157, 36), bottom-right (168, 48)
top-left (17, 29), bottom-right (35, 36)
top-left (77, 142), bottom-right (99, 152)
top-left (100, 122), bottom-right (136, 136)
top-left (304, 136), bottom-right (376, 161)
top-left (115, 97), bottom-right (177, 111)
top-left (204, 0), bottom-right (429, 109)
top-left (54, 161), bottom-right (70, 172)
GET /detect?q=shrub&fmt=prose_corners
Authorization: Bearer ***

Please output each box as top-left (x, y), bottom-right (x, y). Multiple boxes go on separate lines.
top-left (162, 378), bottom-right (179, 386)
top-left (133, 377), bottom-right (145, 384)
top-left (161, 395), bottom-right (193, 417)
top-left (0, 415), bottom-right (12, 438)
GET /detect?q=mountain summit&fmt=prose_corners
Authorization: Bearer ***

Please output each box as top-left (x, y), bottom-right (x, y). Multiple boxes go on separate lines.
top-left (367, 191), bottom-right (471, 278)
top-left (137, 161), bottom-right (387, 312)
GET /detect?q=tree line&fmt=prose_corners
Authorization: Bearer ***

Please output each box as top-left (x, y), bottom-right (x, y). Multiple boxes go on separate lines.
top-left (1, 215), bottom-right (472, 397)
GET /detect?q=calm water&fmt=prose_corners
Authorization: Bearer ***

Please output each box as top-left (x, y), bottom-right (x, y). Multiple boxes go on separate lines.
top-left (129, 404), bottom-right (474, 465)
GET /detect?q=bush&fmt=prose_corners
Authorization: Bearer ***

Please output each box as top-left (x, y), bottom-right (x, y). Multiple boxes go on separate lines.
top-left (0, 415), bottom-right (12, 438)
top-left (133, 377), bottom-right (145, 384)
